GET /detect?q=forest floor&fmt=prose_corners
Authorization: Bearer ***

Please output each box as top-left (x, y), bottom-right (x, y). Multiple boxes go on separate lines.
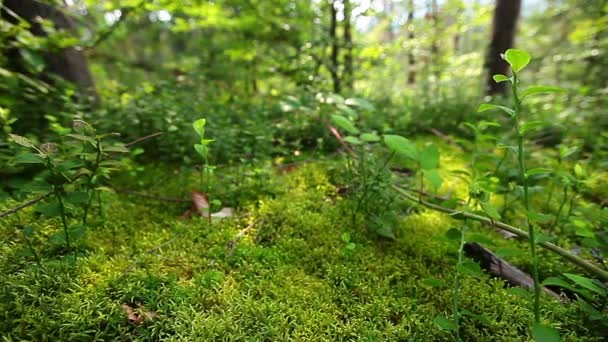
top-left (0, 140), bottom-right (604, 341)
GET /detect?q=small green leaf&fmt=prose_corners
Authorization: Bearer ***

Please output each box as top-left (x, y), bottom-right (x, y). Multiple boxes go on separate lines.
top-left (15, 153), bottom-right (45, 164)
top-left (423, 169), bottom-right (442, 190)
top-left (526, 168), bottom-right (552, 177)
top-left (541, 277), bottom-right (577, 292)
top-left (422, 277), bottom-right (444, 287)
top-left (343, 136), bottom-right (362, 145)
top-left (433, 315), bottom-right (458, 332)
top-left (445, 228), bottom-right (462, 241)
top-left (360, 133), bottom-right (380, 142)
top-left (345, 97), bottom-right (374, 110)
top-left (9, 134), bottom-right (35, 148)
top-left (66, 133), bottom-right (95, 142)
top-left (504, 49), bottom-right (531, 72)
top-left (478, 104), bottom-right (515, 117)
top-left (331, 114), bottom-right (359, 134)
top-left (194, 144), bottom-right (209, 159)
top-left (535, 234), bottom-right (555, 244)
top-left (376, 226), bottom-right (396, 240)
top-left (493, 74), bottom-right (511, 83)
top-left (480, 201), bottom-right (501, 220)
top-left (563, 273), bottom-right (606, 296)
top-left (383, 135), bottom-right (418, 160)
top-left (519, 121), bottom-right (545, 135)
top-left (193, 118), bottom-right (206, 137)
top-left (529, 212), bottom-right (554, 224)
top-left (458, 260), bottom-right (483, 277)
top-left (420, 144), bottom-right (440, 170)
top-left (532, 323), bottom-right (560, 342)
top-left (22, 225), bottom-right (35, 237)
top-left (495, 247), bottom-right (522, 258)
top-left (573, 164), bottom-right (586, 178)
top-left (35, 201), bottom-right (61, 218)
top-left (521, 86), bottom-right (566, 99)
top-left (104, 145), bottom-right (129, 153)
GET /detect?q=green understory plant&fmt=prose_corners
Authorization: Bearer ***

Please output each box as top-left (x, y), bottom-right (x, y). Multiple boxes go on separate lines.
top-left (479, 48), bottom-right (567, 340)
top-left (193, 118), bottom-right (215, 224)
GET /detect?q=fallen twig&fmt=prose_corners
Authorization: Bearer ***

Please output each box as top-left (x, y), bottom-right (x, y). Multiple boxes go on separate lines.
top-left (392, 185), bottom-right (608, 282)
top-left (464, 242), bottom-right (562, 299)
top-left (0, 192), bottom-right (53, 218)
top-left (125, 132), bottom-right (164, 148)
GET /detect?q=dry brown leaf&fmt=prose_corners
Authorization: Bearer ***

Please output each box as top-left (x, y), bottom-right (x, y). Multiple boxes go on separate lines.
top-left (121, 303), bottom-right (157, 325)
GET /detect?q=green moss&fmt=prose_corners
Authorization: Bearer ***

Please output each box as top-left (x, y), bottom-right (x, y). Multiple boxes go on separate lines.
top-left (0, 162), bottom-right (602, 340)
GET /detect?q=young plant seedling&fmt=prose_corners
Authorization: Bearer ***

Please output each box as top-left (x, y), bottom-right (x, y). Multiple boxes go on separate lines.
top-left (193, 118), bottom-right (215, 224)
top-left (479, 48), bottom-right (566, 341)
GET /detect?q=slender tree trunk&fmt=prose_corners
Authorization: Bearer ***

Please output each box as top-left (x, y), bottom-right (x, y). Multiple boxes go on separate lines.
top-left (343, 0), bottom-right (353, 91)
top-left (3, 0), bottom-right (98, 101)
top-left (407, 0), bottom-right (416, 85)
top-left (485, 0), bottom-right (522, 96)
top-left (329, 0), bottom-right (341, 93)
top-left (430, 0), bottom-right (440, 83)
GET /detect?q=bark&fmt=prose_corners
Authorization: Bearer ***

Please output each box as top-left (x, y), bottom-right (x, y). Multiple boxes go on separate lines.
top-left (407, 0), bottom-right (416, 85)
top-left (2, 0), bottom-right (97, 101)
top-left (329, 0), bottom-right (340, 93)
top-left (343, 0), bottom-right (353, 91)
top-left (485, 0), bottom-right (522, 96)
top-left (464, 242), bottom-right (561, 299)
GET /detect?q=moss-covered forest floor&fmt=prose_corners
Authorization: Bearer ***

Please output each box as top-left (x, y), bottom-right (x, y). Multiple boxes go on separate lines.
top-left (0, 140), bottom-right (604, 341)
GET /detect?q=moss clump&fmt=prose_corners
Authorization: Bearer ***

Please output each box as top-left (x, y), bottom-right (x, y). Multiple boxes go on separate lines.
top-left (0, 163), bottom-right (601, 341)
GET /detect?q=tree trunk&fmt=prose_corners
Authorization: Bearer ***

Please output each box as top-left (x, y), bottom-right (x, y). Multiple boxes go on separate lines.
top-left (485, 0), bottom-right (521, 96)
top-left (329, 0), bottom-right (340, 93)
top-left (343, 0), bottom-right (353, 91)
top-left (407, 0), bottom-right (416, 85)
top-left (3, 0), bottom-right (98, 101)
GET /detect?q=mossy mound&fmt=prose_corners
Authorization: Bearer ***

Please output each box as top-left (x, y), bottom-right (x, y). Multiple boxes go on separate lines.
top-left (0, 163), bottom-right (601, 341)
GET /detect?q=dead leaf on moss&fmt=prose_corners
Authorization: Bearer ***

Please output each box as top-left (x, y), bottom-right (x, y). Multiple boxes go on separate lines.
top-left (121, 303), bottom-right (157, 325)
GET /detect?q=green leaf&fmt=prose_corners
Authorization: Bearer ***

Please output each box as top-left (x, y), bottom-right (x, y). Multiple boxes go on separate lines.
top-left (376, 226), bottom-right (396, 240)
top-left (35, 201), bottom-right (61, 218)
top-left (331, 115), bottom-right (359, 134)
top-left (504, 49), bottom-right (531, 72)
top-left (477, 104), bottom-right (515, 117)
top-left (541, 277), bottom-right (577, 292)
top-left (493, 74), bottom-right (511, 83)
top-left (104, 145), bottom-right (129, 153)
top-left (563, 273), bottom-right (607, 296)
top-left (383, 135), bottom-right (418, 160)
top-left (193, 118), bottom-right (206, 137)
top-left (423, 169), bottom-right (442, 190)
top-left (529, 212), bottom-right (554, 224)
top-left (22, 225), bottom-right (35, 237)
top-left (194, 144), bottom-right (209, 159)
top-left (573, 164), bottom-right (586, 179)
top-left (419, 144), bottom-right (440, 170)
top-left (535, 234), bottom-right (555, 244)
top-left (9, 134), bottom-right (35, 148)
top-left (343, 136), bottom-right (362, 145)
top-left (458, 260), bottom-right (483, 277)
top-left (495, 247), bottom-right (522, 258)
top-left (445, 228), bottom-right (462, 241)
top-left (433, 315), bottom-right (458, 332)
top-left (20, 49), bottom-right (45, 73)
top-left (344, 97), bottom-right (374, 110)
top-left (15, 153), bottom-right (45, 164)
top-left (519, 121), bottom-right (545, 135)
top-left (66, 133), bottom-right (95, 142)
top-left (521, 86), bottom-right (566, 99)
top-left (532, 323), bottom-right (560, 342)
top-left (480, 201), bottom-right (501, 220)
top-left (526, 168), bottom-right (552, 178)
top-left (360, 133), bottom-right (380, 142)
top-left (422, 277), bottom-right (444, 287)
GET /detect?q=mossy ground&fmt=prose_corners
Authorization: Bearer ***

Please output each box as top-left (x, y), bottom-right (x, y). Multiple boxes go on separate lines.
top-left (0, 151), bottom-right (602, 341)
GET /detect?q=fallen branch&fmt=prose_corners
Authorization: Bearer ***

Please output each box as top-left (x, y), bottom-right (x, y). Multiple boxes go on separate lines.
top-left (0, 192), bottom-right (52, 218)
top-left (125, 132), bottom-right (164, 148)
top-left (464, 242), bottom-right (561, 299)
top-left (392, 185), bottom-right (608, 282)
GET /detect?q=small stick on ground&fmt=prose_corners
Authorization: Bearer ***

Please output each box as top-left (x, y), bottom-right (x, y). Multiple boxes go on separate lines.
top-left (225, 221), bottom-right (257, 257)
top-left (0, 192), bottom-right (53, 218)
top-left (464, 242), bottom-right (562, 300)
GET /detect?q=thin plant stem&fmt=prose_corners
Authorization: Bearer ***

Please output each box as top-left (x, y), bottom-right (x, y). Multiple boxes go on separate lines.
top-left (83, 140), bottom-right (102, 225)
top-left (55, 187), bottom-right (74, 259)
top-left (452, 198), bottom-right (471, 342)
top-left (512, 71), bottom-right (541, 323)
